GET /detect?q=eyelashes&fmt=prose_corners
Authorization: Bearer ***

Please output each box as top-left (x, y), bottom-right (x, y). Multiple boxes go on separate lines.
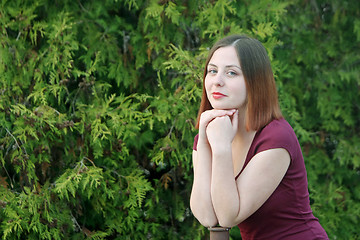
top-left (207, 69), bottom-right (239, 76)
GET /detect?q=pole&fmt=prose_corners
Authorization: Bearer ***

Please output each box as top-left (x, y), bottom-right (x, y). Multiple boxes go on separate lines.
top-left (208, 227), bottom-right (230, 240)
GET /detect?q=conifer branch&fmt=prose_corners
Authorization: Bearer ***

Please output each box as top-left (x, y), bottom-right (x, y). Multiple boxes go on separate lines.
top-left (4, 127), bottom-right (28, 157)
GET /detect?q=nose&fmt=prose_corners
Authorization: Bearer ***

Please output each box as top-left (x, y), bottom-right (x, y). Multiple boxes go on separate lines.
top-left (214, 73), bottom-right (224, 87)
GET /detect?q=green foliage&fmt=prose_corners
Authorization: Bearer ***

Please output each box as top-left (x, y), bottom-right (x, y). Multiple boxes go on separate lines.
top-left (0, 0), bottom-right (358, 239)
top-left (275, 0), bottom-right (360, 239)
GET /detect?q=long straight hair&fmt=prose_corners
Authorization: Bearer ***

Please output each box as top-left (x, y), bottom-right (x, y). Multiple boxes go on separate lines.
top-left (195, 35), bottom-right (282, 131)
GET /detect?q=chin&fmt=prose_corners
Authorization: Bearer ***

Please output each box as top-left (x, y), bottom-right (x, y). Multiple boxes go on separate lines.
top-left (210, 103), bottom-right (238, 109)
top-left (212, 106), bottom-right (238, 110)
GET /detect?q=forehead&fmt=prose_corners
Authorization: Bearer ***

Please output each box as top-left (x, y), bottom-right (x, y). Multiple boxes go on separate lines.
top-left (209, 46), bottom-right (240, 66)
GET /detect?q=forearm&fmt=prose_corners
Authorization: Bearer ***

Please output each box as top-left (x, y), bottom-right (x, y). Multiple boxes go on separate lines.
top-left (211, 147), bottom-right (240, 227)
top-left (190, 143), bottom-right (218, 227)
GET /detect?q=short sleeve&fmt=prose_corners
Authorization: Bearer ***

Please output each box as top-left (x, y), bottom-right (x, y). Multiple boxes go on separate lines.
top-left (193, 134), bottom-right (199, 151)
top-left (235, 118), bottom-right (302, 180)
top-left (254, 119), bottom-right (299, 162)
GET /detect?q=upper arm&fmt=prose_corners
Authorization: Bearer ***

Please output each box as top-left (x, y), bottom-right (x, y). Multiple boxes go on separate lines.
top-left (234, 148), bottom-right (290, 223)
top-left (192, 150), bottom-right (197, 171)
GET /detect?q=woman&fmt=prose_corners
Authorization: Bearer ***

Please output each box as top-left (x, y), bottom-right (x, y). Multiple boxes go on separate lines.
top-left (190, 35), bottom-right (328, 239)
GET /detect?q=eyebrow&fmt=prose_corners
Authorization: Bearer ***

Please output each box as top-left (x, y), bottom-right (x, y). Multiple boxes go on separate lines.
top-left (208, 63), bottom-right (241, 70)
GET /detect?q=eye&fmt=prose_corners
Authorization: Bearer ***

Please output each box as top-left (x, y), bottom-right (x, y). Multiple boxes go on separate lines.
top-left (227, 70), bottom-right (237, 76)
top-left (207, 69), bottom-right (217, 75)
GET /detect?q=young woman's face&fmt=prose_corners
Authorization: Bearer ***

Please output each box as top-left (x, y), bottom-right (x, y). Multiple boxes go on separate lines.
top-left (205, 46), bottom-right (247, 110)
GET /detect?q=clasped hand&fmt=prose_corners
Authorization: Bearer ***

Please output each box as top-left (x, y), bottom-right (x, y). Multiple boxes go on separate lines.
top-left (199, 109), bottom-right (238, 151)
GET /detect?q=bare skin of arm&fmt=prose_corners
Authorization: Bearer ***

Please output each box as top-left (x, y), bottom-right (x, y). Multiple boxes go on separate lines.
top-left (207, 115), bottom-right (290, 227)
top-left (190, 147), bottom-right (217, 227)
top-left (190, 109), bottom-right (236, 227)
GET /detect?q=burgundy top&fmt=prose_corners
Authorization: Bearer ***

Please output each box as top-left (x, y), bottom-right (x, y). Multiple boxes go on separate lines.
top-left (193, 118), bottom-right (328, 240)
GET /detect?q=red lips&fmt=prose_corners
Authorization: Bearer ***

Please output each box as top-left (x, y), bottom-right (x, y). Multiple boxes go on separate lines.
top-left (212, 92), bottom-right (227, 99)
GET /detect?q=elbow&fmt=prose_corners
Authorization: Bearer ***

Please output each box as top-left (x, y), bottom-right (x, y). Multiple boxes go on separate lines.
top-left (216, 212), bottom-right (238, 228)
top-left (218, 218), bottom-right (237, 228)
top-left (198, 217), bottom-right (218, 228)
top-left (190, 206), bottom-right (218, 228)
top-left (190, 202), bottom-right (218, 227)
top-left (216, 210), bottom-right (248, 228)
top-left (212, 198), bottom-right (241, 227)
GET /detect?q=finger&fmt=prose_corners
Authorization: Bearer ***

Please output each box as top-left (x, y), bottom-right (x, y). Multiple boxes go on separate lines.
top-left (231, 110), bottom-right (239, 132)
top-left (201, 109), bottom-right (236, 123)
top-left (199, 109), bottom-right (236, 138)
top-left (212, 109), bottom-right (236, 116)
top-left (207, 115), bottom-right (231, 129)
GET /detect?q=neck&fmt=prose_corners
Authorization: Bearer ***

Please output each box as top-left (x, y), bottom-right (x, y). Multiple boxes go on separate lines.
top-left (234, 109), bottom-right (256, 144)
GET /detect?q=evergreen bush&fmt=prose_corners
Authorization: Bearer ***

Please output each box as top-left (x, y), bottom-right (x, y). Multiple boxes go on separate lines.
top-left (0, 0), bottom-right (358, 239)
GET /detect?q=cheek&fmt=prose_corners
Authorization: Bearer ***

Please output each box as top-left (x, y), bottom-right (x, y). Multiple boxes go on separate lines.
top-left (232, 82), bottom-right (247, 101)
top-left (204, 78), bottom-right (211, 93)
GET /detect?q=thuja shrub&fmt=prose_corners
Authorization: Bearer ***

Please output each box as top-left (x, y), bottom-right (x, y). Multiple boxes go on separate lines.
top-left (275, 0), bottom-right (360, 239)
top-left (0, 0), bottom-right (358, 239)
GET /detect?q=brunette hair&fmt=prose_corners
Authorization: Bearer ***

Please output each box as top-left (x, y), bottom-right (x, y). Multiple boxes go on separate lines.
top-left (195, 34), bottom-right (282, 131)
